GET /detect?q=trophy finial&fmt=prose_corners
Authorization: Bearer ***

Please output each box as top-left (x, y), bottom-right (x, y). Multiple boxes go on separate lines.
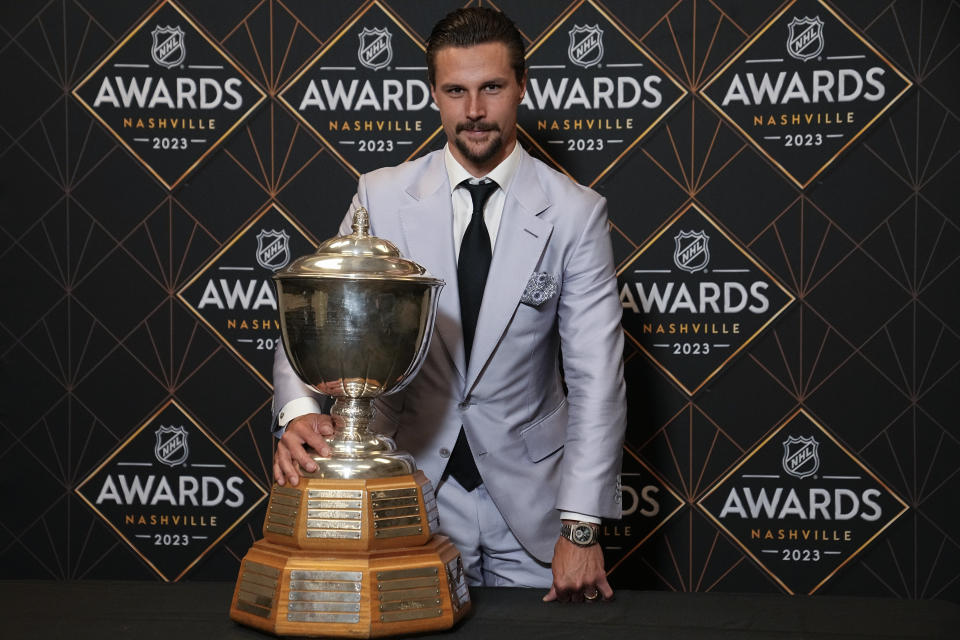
top-left (351, 206), bottom-right (370, 237)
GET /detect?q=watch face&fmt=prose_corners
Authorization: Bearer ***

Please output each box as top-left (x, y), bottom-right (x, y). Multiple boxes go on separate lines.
top-left (573, 524), bottom-right (594, 544)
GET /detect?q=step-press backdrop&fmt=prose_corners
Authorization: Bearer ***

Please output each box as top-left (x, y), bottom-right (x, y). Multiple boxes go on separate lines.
top-left (1, 0), bottom-right (958, 600)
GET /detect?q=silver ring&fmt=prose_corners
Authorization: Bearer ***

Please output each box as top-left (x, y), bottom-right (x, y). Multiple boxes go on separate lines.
top-left (584, 589), bottom-right (599, 601)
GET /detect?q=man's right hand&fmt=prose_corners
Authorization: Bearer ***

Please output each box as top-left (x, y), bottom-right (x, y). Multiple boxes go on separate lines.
top-left (274, 413), bottom-right (335, 486)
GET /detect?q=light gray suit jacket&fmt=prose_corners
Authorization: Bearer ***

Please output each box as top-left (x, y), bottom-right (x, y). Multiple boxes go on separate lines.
top-left (272, 147), bottom-right (627, 562)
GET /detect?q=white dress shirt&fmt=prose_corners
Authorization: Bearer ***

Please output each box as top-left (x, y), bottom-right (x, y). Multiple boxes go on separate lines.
top-left (278, 141), bottom-right (599, 526)
top-left (444, 140), bottom-right (521, 258)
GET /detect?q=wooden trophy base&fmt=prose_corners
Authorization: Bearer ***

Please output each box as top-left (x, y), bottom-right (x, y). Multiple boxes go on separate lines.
top-left (260, 472), bottom-right (439, 551)
top-left (230, 471), bottom-right (470, 637)
top-left (229, 535), bottom-right (469, 637)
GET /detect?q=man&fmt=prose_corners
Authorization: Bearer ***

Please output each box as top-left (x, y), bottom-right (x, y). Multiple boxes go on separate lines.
top-left (271, 7), bottom-right (626, 602)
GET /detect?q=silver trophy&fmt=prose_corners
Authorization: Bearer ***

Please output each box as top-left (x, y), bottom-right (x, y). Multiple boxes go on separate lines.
top-left (273, 206), bottom-right (442, 477)
top-left (230, 207), bottom-right (470, 638)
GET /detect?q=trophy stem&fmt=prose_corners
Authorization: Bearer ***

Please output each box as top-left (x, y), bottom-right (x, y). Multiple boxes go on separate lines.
top-left (300, 396), bottom-right (415, 478)
top-left (330, 396), bottom-right (376, 444)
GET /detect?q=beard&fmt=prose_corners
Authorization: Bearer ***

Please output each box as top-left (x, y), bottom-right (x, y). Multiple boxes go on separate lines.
top-left (453, 121), bottom-right (503, 167)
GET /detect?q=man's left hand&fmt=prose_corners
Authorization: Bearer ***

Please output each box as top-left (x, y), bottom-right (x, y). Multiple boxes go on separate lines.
top-left (542, 534), bottom-right (612, 603)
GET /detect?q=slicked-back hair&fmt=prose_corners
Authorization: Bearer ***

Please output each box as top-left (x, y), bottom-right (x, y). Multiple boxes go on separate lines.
top-left (426, 7), bottom-right (526, 87)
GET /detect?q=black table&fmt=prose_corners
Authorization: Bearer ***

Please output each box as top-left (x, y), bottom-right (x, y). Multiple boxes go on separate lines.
top-left (2, 581), bottom-right (956, 639)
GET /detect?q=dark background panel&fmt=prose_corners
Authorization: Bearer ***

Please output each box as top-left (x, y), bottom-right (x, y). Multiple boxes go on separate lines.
top-left (0, 0), bottom-right (957, 603)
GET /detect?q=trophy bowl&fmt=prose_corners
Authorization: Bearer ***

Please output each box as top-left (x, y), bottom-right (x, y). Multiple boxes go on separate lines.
top-left (273, 207), bottom-right (443, 478)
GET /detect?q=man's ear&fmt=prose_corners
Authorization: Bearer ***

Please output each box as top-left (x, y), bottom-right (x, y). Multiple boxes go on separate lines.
top-left (518, 71), bottom-right (527, 102)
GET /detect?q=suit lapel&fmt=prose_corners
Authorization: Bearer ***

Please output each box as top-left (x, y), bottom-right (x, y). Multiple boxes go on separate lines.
top-left (396, 154), bottom-right (467, 383)
top-left (467, 150), bottom-right (553, 391)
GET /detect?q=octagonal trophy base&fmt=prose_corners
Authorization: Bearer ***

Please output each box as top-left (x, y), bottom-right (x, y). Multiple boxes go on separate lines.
top-left (230, 471), bottom-right (470, 637)
top-left (261, 471), bottom-right (439, 551)
top-left (230, 535), bottom-right (468, 637)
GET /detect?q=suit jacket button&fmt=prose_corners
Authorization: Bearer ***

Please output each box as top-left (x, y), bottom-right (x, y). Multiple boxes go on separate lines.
top-left (458, 402), bottom-right (469, 410)
top-left (439, 448), bottom-right (451, 457)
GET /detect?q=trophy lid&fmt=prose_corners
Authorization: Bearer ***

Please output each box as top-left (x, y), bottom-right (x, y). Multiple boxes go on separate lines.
top-left (276, 207), bottom-right (442, 283)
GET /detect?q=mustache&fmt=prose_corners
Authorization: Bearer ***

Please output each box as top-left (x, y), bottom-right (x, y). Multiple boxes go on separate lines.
top-left (456, 121), bottom-right (500, 133)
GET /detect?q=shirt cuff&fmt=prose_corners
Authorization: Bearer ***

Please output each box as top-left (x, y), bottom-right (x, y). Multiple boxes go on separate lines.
top-left (560, 511), bottom-right (601, 525)
top-left (276, 397), bottom-right (324, 431)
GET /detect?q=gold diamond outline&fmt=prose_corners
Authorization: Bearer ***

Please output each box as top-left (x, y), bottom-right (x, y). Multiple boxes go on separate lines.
top-left (276, 0), bottom-right (444, 178)
top-left (74, 398), bottom-right (269, 582)
top-left (70, 0), bottom-right (268, 190)
top-left (518, 0), bottom-right (688, 188)
top-left (695, 408), bottom-right (910, 594)
top-left (617, 202), bottom-right (796, 396)
top-left (604, 445), bottom-right (686, 578)
top-left (698, 0), bottom-right (913, 190)
top-left (176, 202), bottom-right (319, 387)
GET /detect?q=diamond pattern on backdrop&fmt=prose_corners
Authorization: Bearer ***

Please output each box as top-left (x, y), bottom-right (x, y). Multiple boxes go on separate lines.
top-left (0, 0), bottom-right (957, 600)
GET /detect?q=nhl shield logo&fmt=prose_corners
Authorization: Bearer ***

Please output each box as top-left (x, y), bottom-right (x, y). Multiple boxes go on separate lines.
top-left (256, 229), bottom-right (290, 271)
top-left (358, 27), bottom-right (393, 71)
top-left (786, 17), bottom-right (824, 62)
top-left (155, 425), bottom-right (189, 467)
top-left (673, 231), bottom-right (710, 273)
top-left (151, 25), bottom-right (186, 69)
top-left (782, 436), bottom-right (820, 479)
top-left (568, 24), bottom-right (604, 68)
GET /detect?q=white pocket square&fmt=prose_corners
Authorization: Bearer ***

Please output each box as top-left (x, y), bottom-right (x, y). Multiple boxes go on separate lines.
top-left (521, 272), bottom-right (558, 307)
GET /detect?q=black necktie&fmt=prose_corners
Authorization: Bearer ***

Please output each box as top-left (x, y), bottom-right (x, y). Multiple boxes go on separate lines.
top-left (447, 178), bottom-right (498, 492)
top-left (457, 179), bottom-right (498, 361)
